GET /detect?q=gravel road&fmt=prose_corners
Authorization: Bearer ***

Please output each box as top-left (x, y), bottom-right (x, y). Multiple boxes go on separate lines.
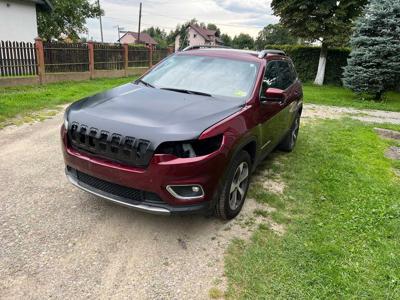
top-left (0, 112), bottom-right (268, 300)
top-left (1, 104), bottom-right (399, 299)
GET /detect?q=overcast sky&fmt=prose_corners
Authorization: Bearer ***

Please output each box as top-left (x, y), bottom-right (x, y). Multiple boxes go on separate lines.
top-left (85, 0), bottom-right (278, 43)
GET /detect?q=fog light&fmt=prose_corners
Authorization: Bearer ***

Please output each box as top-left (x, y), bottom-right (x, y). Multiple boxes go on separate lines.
top-left (166, 184), bottom-right (204, 200)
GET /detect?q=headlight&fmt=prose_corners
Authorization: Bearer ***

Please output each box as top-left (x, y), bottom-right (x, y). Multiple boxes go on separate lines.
top-left (63, 111), bottom-right (69, 130)
top-left (155, 134), bottom-right (223, 158)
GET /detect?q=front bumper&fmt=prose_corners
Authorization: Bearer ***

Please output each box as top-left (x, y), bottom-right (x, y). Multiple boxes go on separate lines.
top-left (61, 126), bottom-right (230, 215)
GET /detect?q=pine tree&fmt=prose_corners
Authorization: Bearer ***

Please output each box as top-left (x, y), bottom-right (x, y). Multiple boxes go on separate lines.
top-left (343, 0), bottom-right (400, 100)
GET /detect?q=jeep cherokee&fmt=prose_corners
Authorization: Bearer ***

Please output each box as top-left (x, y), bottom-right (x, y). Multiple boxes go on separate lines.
top-left (61, 46), bottom-right (303, 219)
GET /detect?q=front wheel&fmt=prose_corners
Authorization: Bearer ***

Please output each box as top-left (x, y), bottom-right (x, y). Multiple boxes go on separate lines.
top-left (215, 151), bottom-right (252, 220)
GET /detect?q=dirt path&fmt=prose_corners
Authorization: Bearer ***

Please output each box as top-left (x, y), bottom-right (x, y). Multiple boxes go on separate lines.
top-left (1, 103), bottom-right (399, 299)
top-left (0, 113), bottom-right (271, 299)
top-left (303, 104), bottom-right (400, 124)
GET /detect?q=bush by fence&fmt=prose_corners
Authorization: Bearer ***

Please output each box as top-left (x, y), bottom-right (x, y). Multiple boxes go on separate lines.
top-left (267, 45), bottom-right (350, 85)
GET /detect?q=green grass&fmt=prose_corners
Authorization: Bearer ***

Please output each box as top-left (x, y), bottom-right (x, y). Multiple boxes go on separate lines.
top-left (226, 119), bottom-right (400, 299)
top-left (304, 83), bottom-right (400, 112)
top-left (0, 76), bottom-right (137, 125)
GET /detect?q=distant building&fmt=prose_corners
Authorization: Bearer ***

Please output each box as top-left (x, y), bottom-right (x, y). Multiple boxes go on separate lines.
top-left (119, 32), bottom-right (158, 49)
top-left (0, 0), bottom-right (52, 42)
top-left (174, 24), bottom-right (224, 51)
top-left (186, 24), bottom-right (223, 47)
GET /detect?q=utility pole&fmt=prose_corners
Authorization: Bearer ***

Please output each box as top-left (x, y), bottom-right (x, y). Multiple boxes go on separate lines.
top-left (97, 0), bottom-right (104, 43)
top-left (137, 2), bottom-right (142, 44)
top-left (115, 25), bottom-right (126, 43)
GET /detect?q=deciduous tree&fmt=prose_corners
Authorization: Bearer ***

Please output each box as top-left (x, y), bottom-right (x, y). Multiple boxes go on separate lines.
top-left (220, 34), bottom-right (233, 47)
top-left (271, 0), bottom-right (368, 85)
top-left (255, 23), bottom-right (298, 49)
top-left (142, 27), bottom-right (168, 48)
top-left (38, 0), bottom-right (103, 41)
top-left (232, 33), bottom-right (254, 49)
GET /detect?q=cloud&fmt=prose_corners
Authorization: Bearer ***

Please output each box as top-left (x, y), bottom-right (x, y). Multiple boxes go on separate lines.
top-left (214, 0), bottom-right (273, 15)
top-left (86, 0), bottom-right (277, 42)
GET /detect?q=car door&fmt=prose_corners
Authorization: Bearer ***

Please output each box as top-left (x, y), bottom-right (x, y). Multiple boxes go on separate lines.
top-left (277, 60), bottom-right (300, 134)
top-left (258, 59), bottom-right (296, 155)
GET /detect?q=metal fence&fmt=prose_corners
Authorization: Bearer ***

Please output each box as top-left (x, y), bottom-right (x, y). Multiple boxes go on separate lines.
top-left (128, 47), bottom-right (150, 68)
top-left (94, 43), bottom-right (124, 70)
top-left (44, 42), bottom-right (89, 73)
top-left (0, 41), bottom-right (37, 77)
top-left (153, 49), bottom-right (169, 65)
top-left (0, 40), bottom-right (171, 79)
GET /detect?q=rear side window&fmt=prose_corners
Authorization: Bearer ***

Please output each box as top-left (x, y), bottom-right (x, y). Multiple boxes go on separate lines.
top-left (263, 60), bottom-right (296, 91)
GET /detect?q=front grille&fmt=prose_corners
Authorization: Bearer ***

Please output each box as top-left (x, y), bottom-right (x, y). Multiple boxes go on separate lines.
top-left (68, 122), bottom-right (153, 167)
top-left (75, 170), bottom-right (164, 205)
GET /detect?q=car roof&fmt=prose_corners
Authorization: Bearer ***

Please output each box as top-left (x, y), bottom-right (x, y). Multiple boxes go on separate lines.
top-left (175, 48), bottom-right (285, 63)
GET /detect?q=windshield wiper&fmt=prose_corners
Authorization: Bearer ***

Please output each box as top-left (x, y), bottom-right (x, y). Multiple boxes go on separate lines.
top-left (135, 79), bottom-right (155, 88)
top-left (160, 87), bottom-right (212, 97)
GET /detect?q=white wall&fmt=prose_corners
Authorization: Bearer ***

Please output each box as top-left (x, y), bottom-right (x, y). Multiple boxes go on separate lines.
top-left (0, 0), bottom-right (38, 42)
top-left (120, 34), bottom-right (137, 44)
top-left (188, 28), bottom-right (208, 46)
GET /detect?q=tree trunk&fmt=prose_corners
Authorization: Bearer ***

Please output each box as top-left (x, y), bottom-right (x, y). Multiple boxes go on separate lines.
top-left (314, 43), bottom-right (328, 85)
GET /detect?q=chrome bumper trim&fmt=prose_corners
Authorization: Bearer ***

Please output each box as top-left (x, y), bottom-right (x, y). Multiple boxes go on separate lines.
top-left (66, 173), bottom-right (171, 216)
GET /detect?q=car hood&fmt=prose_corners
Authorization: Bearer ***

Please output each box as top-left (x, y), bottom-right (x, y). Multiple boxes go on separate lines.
top-left (67, 83), bottom-right (243, 145)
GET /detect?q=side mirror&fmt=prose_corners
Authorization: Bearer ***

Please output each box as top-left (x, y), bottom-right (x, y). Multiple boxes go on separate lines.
top-left (263, 88), bottom-right (285, 102)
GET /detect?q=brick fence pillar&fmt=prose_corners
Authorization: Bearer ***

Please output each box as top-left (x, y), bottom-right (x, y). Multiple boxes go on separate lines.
top-left (88, 41), bottom-right (95, 79)
top-left (34, 37), bottom-right (45, 84)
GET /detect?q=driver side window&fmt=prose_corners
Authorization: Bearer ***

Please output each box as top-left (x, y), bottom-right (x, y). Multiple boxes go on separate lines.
top-left (262, 61), bottom-right (280, 91)
top-left (262, 60), bottom-right (294, 93)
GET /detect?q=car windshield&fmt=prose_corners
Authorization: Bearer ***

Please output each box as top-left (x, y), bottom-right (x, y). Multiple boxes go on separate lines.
top-left (141, 55), bottom-right (259, 100)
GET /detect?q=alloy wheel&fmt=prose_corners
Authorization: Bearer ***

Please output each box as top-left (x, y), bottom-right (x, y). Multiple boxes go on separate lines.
top-left (291, 116), bottom-right (300, 146)
top-left (229, 162), bottom-right (249, 210)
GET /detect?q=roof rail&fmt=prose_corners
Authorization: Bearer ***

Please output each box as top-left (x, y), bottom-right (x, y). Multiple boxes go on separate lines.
top-left (258, 49), bottom-right (286, 58)
top-left (182, 45), bottom-right (231, 52)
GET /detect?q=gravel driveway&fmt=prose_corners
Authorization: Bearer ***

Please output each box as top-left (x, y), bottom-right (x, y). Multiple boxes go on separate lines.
top-left (1, 104), bottom-right (399, 299)
top-left (0, 112), bottom-right (268, 300)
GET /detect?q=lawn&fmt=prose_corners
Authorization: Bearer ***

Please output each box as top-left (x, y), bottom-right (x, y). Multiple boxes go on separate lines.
top-left (225, 119), bottom-right (400, 299)
top-left (0, 77), bottom-right (137, 125)
top-left (304, 83), bottom-right (400, 112)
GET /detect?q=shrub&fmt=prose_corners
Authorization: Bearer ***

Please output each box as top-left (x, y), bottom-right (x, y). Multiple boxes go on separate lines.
top-left (266, 45), bottom-right (350, 85)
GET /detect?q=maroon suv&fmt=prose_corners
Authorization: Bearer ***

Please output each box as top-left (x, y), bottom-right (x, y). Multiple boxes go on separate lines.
top-left (61, 46), bottom-right (303, 219)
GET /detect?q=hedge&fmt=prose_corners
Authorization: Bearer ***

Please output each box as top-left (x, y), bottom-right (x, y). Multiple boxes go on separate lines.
top-left (266, 45), bottom-right (350, 85)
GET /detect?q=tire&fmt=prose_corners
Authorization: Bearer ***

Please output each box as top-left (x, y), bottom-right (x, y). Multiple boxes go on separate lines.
top-left (215, 150), bottom-right (252, 220)
top-left (278, 112), bottom-right (301, 152)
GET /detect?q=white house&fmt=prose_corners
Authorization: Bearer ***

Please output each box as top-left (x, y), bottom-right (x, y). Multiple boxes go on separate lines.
top-left (186, 24), bottom-right (223, 47)
top-left (175, 24), bottom-right (224, 51)
top-left (119, 32), bottom-right (158, 50)
top-left (0, 0), bottom-right (52, 42)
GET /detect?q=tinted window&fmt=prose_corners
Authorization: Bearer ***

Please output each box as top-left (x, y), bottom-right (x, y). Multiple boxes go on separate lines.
top-left (262, 60), bottom-right (295, 92)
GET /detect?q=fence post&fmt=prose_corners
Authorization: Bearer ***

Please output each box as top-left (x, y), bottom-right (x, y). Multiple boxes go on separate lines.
top-left (168, 47), bottom-right (173, 55)
top-left (34, 37), bottom-right (45, 84)
top-left (123, 43), bottom-right (128, 76)
top-left (149, 46), bottom-right (153, 68)
top-left (88, 41), bottom-right (94, 79)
